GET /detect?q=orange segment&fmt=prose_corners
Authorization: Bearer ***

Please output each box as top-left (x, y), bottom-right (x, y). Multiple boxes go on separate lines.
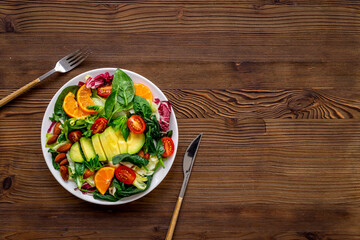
top-left (77, 85), bottom-right (96, 114)
top-left (63, 92), bottom-right (90, 118)
top-left (134, 83), bottom-right (153, 101)
top-left (94, 167), bottom-right (115, 195)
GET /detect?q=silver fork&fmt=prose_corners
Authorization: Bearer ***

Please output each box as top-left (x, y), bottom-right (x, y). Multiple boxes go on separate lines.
top-left (0, 48), bottom-right (90, 107)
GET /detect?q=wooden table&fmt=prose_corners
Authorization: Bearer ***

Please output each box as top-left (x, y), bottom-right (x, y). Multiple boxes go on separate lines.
top-left (1, 1), bottom-right (360, 239)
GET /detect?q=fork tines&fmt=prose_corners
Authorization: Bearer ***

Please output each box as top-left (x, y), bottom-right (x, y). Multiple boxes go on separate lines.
top-left (60, 47), bottom-right (91, 70)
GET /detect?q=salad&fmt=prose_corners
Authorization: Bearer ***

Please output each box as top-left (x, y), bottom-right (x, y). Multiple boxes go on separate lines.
top-left (45, 69), bottom-right (175, 202)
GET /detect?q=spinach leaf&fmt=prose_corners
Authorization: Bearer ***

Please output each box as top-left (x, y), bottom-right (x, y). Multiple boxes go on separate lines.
top-left (166, 130), bottom-right (173, 138)
top-left (50, 86), bottom-right (79, 122)
top-left (57, 133), bottom-right (67, 143)
top-left (110, 176), bottom-right (153, 198)
top-left (103, 69), bottom-right (134, 120)
top-left (115, 69), bottom-right (134, 106)
top-left (93, 190), bottom-right (118, 202)
top-left (112, 154), bottom-right (149, 168)
top-left (133, 95), bottom-right (152, 118)
top-left (92, 176), bottom-right (153, 202)
top-left (143, 116), bottom-right (162, 154)
top-left (112, 69), bottom-right (121, 92)
top-left (75, 162), bottom-right (85, 176)
top-left (121, 123), bottom-right (130, 141)
top-left (111, 179), bottom-right (124, 191)
top-left (155, 138), bottom-right (165, 168)
top-left (144, 126), bottom-right (156, 154)
top-left (109, 115), bottom-right (130, 141)
top-left (115, 175), bottom-right (153, 198)
top-left (104, 91), bottom-right (117, 119)
top-left (48, 149), bottom-right (60, 170)
top-left (144, 115), bottom-right (162, 140)
top-left (121, 102), bottom-right (134, 111)
top-left (156, 139), bottom-right (165, 160)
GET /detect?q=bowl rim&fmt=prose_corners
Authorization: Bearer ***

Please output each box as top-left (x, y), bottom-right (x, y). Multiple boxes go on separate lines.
top-left (41, 67), bottom-right (178, 205)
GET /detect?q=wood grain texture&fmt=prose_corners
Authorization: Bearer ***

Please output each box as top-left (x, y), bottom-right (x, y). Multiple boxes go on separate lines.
top-left (2, 61), bottom-right (360, 90)
top-left (2, 88), bottom-right (360, 120)
top-left (1, 1), bottom-right (360, 34)
top-left (1, 33), bottom-right (360, 63)
top-left (1, 0), bottom-right (360, 239)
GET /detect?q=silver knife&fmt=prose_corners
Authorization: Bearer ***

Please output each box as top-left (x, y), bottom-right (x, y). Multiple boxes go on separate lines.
top-left (165, 133), bottom-right (203, 240)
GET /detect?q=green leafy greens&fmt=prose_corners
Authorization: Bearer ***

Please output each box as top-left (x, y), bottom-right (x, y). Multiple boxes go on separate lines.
top-left (156, 139), bottom-right (165, 168)
top-left (144, 115), bottom-right (162, 140)
top-left (104, 91), bottom-right (117, 119)
top-left (112, 153), bottom-right (149, 168)
top-left (84, 155), bottom-right (103, 172)
top-left (93, 175), bottom-right (153, 201)
top-left (133, 95), bottom-right (152, 118)
top-left (109, 115), bottom-right (130, 141)
top-left (144, 126), bottom-right (156, 154)
top-left (86, 105), bottom-right (102, 111)
top-left (114, 69), bottom-right (135, 106)
top-left (104, 69), bottom-right (135, 121)
top-left (73, 162), bottom-right (86, 188)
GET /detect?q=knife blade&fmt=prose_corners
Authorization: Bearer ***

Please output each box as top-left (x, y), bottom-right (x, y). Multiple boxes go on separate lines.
top-left (179, 133), bottom-right (203, 198)
top-left (165, 133), bottom-right (203, 240)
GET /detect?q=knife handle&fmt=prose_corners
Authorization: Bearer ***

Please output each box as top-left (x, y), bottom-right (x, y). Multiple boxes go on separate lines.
top-left (0, 78), bottom-right (40, 107)
top-left (165, 197), bottom-right (183, 240)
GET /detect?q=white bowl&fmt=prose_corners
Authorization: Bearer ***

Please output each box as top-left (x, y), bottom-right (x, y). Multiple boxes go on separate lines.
top-left (41, 68), bottom-right (178, 205)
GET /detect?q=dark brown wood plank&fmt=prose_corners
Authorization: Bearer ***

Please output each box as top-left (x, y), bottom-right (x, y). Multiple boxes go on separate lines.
top-left (1, 61), bottom-right (360, 90)
top-left (2, 88), bottom-right (360, 120)
top-left (1, 232), bottom-right (360, 240)
top-left (1, 2), bottom-right (360, 34)
top-left (1, 32), bottom-right (359, 63)
top-left (3, 0), bottom-right (360, 3)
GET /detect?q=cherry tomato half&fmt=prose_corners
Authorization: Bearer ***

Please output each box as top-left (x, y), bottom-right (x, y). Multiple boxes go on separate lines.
top-left (97, 85), bottom-right (112, 98)
top-left (115, 165), bottom-right (136, 185)
top-left (162, 137), bottom-right (175, 157)
top-left (68, 130), bottom-right (83, 143)
top-left (91, 118), bottom-right (108, 134)
top-left (127, 115), bottom-right (146, 134)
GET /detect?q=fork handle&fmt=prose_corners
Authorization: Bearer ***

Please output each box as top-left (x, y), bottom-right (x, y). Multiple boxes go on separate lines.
top-left (0, 78), bottom-right (40, 107)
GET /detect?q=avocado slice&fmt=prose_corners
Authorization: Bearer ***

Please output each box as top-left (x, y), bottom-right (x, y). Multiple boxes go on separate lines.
top-left (115, 130), bottom-right (128, 154)
top-left (127, 131), bottom-right (145, 154)
top-left (91, 134), bottom-right (107, 161)
top-left (99, 127), bottom-right (120, 161)
top-left (69, 141), bottom-right (85, 163)
top-left (80, 137), bottom-right (96, 161)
